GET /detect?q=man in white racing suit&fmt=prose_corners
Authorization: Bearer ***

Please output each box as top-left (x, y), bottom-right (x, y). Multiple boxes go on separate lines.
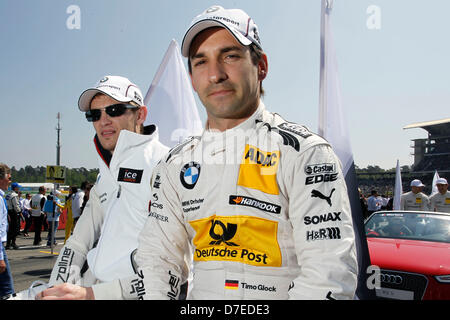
top-left (37, 75), bottom-right (169, 299)
top-left (135, 6), bottom-right (358, 300)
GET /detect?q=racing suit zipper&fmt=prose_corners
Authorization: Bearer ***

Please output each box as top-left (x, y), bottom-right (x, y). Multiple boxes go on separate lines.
top-left (117, 185), bottom-right (122, 198)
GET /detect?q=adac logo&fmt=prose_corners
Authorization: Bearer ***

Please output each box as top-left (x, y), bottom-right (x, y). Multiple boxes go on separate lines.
top-left (237, 145), bottom-right (280, 195)
top-left (209, 220), bottom-right (238, 246)
top-left (180, 162), bottom-right (201, 189)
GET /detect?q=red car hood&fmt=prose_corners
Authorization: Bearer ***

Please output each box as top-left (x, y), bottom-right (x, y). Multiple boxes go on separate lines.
top-left (367, 237), bottom-right (450, 275)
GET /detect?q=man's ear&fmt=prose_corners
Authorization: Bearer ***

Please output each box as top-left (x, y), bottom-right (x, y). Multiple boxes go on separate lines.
top-left (258, 53), bottom-right (268, 81)
top-left (137, 106), bottom-right (148, 126)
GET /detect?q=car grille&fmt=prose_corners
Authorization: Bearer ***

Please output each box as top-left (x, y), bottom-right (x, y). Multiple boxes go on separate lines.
top-left (380, 269), bottom-right (428, 300)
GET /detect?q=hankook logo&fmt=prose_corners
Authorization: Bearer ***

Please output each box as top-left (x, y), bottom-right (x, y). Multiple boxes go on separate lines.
top-left (229, 195), bottom-right (281, 214)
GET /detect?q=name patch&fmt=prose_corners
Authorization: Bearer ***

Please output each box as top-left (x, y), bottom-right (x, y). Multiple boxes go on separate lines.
top-left (118, 168), bottom-right (143, 184)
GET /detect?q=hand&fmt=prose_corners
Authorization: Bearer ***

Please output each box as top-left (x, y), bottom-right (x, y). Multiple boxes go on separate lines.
top-left (35, 283), bottom-right (95, 300)
top-left (0, 259), bottom-right (6, 274)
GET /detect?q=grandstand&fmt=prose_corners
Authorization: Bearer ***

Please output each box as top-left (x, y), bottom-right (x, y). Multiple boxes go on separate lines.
top-left (404, 118), bottom-right (450, 173)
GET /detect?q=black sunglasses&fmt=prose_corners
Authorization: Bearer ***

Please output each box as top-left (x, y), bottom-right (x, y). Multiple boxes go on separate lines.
top-left (85, 103), bottom-right (139, 122)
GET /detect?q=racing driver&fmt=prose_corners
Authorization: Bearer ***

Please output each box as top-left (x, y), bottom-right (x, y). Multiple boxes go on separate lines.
top-left (37, 75), bottom-right (169, 299)
top-left (135, 6), bottom-right (358, 300)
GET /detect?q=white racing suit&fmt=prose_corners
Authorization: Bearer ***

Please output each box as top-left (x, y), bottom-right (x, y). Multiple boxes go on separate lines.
top-left (136, 101), bottom-right (358, 300)
top-left (48, 126), bottom-right (169, 299)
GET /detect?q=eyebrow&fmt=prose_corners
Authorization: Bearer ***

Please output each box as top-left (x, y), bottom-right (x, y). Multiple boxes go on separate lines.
top-left (190, 45), bottom-right (245, 60)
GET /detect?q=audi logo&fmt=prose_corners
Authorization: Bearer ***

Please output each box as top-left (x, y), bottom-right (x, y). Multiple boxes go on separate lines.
top-left (380, 273), bottom-right (403, 285)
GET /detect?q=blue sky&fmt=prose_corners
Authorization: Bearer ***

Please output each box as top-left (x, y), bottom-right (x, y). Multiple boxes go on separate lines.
top-left (1, 0), bottom-right (449, 170)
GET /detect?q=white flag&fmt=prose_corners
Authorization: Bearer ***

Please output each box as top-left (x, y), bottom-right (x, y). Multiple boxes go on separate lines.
top-left (430, 170), bottom-right (440, 196)
top-left (393, 160), bottom-right (403, 210)
top-left (144, 39), bottom-right (203, 147)
top-left (318, 0), bottom-right (353, 175)
top-left (318, 0), bottom-right (374, 299)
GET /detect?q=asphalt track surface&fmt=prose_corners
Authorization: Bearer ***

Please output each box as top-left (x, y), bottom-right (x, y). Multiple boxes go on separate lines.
top-left (4, 229), bottom-right (65, 293)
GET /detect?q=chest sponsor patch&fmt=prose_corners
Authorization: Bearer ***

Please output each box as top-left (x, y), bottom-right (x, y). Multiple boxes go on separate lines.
top-left (237, 145), bottom-right (280, 195)
top-left (180, 162), bottom-right (201, 189)
top-left (445, 198), bottom-right (450, 204)
top-left (189, 215), bottom-right (281, 267)
top-left (117, 168), bottom-right (143, 184)
top-left (415, 198), bottom-right (422, 204)
top-left (229, 195), bottom-right (281, 214)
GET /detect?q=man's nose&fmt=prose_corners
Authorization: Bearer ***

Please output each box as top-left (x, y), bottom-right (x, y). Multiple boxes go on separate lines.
top-left (98, 109), bottom-right (112, 124)
top-left (208, 61), bottom-right (227, 84)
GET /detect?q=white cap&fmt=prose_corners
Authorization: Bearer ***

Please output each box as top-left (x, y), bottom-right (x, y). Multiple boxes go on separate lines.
top-left (78, 75), bottom-right (144, 112)
top-left (181, 5), bottom-right (262, 57)
top-left (436, 178), bottom-right (448, 185)
top-left (411, 179), bottom-right (425, 187)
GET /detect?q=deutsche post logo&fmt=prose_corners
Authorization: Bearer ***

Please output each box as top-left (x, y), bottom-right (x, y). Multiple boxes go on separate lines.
top-left (209, 220), bottom-right (238, 246)
top-left (189, 215), bottom-right (281, 267)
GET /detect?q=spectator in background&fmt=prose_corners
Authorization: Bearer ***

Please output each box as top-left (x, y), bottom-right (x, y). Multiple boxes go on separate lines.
top-left (43, 192), bottom-right (64, 247)
top-left (64, 187), bottom-right (77, 244)
top-left (359, 188), bottom-right (368, 219)
top-left (71, 183), bottom-right (85, 228)
top-left (401, 179), bottom-right (430, 211)
top-left (21, 193), bottom-right (32, 237)
top-left (0, 163), bottom-right (14, 297)
top-left (30, 186), bottom-right (46, 246)
top-left (80, 182), bottom-right (93, 216)
top-left (6, 182), bottom-right (23, 250)
top-left (367, 190), bottom-right (382, 217)
top-left (430, 178), bottom-right (450, 213)
top-left (380, 194), bottom-right (389, 210)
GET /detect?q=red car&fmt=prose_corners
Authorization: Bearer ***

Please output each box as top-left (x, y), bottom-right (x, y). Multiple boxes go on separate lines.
top-left (365, 210), bottom-right (450, 300)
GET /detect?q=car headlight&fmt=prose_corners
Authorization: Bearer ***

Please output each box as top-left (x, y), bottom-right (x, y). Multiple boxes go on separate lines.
top-left (435, 275), bottom-right (450, 283)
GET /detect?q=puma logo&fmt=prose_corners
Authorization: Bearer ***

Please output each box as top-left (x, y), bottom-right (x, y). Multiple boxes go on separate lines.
top-left (311, 189), bottom-right (335, 207)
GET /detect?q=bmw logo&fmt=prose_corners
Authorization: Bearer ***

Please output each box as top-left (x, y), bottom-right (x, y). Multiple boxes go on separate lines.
top-left (180, 162), bottom-right (201, 189)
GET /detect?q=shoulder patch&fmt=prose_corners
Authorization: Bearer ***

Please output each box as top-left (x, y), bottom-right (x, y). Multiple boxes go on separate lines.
top-left (256, 119), bottom-right (301, 152)
top-left (278, 122), bottom-right (313, 139)
top-left (273, 128), bottom-right (300, 152)
top-left (165, 136), bottom-right (201, 163)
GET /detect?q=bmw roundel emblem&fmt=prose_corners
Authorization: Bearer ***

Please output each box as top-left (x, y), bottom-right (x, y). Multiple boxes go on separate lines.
top-left (180, 162), bottom-right (201, 189)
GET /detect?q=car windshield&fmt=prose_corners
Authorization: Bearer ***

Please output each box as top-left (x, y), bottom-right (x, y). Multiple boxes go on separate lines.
top-left (365, 212), bottom-right (450, 243)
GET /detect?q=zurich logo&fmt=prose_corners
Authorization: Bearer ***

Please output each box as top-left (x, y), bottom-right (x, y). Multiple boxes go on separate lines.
top-left (180, 162), bottom-right (201, 189)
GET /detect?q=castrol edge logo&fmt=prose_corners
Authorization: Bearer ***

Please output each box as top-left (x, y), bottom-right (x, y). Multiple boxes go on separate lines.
top-left (189, 215), bottom-right (281, 267)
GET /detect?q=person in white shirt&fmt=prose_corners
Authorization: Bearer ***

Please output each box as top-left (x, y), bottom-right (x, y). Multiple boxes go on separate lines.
top-left (400, 179), bottom-right (430, 211)
top-left (71, 187), bottom-right (85, 227)
top-left (429, 178), bottom-right (450, 213)
top-left (37, 75), bottom-right (169, 300)
top-left (21, 193), bottom-right (32, 237)
top-left (30, 187), bottom-right (46, 245)
top-left (367, 190), bottom-right (382, 216)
